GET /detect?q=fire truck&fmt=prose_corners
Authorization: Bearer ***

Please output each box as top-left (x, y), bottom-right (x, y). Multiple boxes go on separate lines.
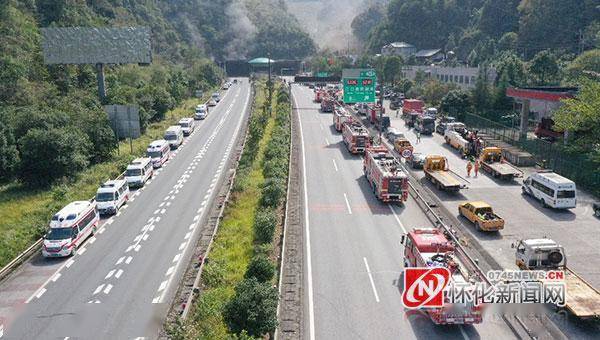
top-left (321, 97), bottom-right (335, 112)
top-left (342, 121), bottom-right (370, 154)
top-left (314, 89), bottom-right (324, 103)
top-left (363, 146), bottom-right (409, 203)
top-left (369, 104), bottom-right (390, 131)
top-left (401, 228), bottom-right (485, 324)
top-left (333, 107), bottom-right (351, 132)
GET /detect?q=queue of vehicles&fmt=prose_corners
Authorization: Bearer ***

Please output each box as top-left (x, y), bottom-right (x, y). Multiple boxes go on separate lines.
top-left (42, 85), bottom-right (230, 258)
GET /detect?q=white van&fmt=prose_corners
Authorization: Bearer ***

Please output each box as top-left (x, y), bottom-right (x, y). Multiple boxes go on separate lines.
top-left (125, 157), bottom-right (153, 187)
top-left (164, 125), bottom-right (184, 149)
top-left (522, 171), bottom-right (577, 209)
top-left (195, 104), bottom-right (208, 120)
top-left (179, 118), bottom-right (195, 136)
top-left (42, 201), bottom-right (99, 257)
top-left (96, 179), bottom-right (129, 215)
top-left (212, 92), bottom-right (221, 103)
top-left (147, 140), bottom-right (170, 168)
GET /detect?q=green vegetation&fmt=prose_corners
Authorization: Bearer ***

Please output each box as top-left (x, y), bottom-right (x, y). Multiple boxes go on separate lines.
top-left (171, 81), bottom-right (290, 338)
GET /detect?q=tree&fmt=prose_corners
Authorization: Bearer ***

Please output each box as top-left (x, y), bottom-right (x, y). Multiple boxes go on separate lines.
top-left (0, 121), bottom-right (19, 181)
top-left (351, 4), bottom-right (385, 42)
top-left (494, 52), bottom-right (527, 87)
top-left (478, 0), bottom-right (520, 38)
top-left (422, 80), bottom-right (455, 107)
top-left (528, 50), bottom-right (560, 85)
top-left (18, 128), bottom-right (91, 187)
top-left (441, 89), bottom-right (471, 116)
top-left (383, 56), bottom-right (403, 85)
top-left (224, 278), bottom-right (279, 337)
top-left (472, 70), bottom-right (492, 112)
top-left (244, 255), bottom-right (275, 283)
top-left (553, 78), bottom-right (600, 153)
top-left (254, 207), bottom-right (278, 244)
top-left (565, 49), bottom-right (600, 81)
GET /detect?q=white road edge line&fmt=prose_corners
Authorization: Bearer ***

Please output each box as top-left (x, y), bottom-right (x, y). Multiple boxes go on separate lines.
top-left (363, 257), bottom-right (380, 303)
top-left (295, 92), bottom-right (316, 340)
top-left (459, 325), bottom-right (470, 340)
top-left (332, 158), bottom-right (338, 172)
top-left (343, 193), bottom-right (353, 215)
top-left (388, 204), bottom-right (408, 234)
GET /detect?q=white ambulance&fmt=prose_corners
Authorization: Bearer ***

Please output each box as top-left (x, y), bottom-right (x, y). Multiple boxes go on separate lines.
top-left (147, 140), bottom-right (170, 168)
top-left (125, 157), bottom-right (153, 188)
top-left (95, 179), bottom-right (129, 215)
top-left (522, 171), bottom-right (577, 209)
top-left (42, 201), bottom-right (99, 257)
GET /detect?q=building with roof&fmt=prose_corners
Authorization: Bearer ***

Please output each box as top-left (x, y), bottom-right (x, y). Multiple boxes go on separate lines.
top-left (402, 65), bottom-right (497, 89)
top-left (381, 42), bottom-right (417, 58)
top-left (415, 49), bottom-right (444, 63)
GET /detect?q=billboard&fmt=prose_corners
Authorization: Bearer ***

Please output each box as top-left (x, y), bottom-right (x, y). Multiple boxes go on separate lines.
top-left (41, 27), bottom-right (152, 65)
top-left (105, 105), bottom-right (141, 139)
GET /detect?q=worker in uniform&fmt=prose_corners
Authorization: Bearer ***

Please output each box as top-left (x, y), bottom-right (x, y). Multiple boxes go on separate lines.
top-left (416, 131), bottom-right (421, 144)
top-left (466, 161), bottom-right (473, 177)
top-left (474, 159), bottom-right (480, 177)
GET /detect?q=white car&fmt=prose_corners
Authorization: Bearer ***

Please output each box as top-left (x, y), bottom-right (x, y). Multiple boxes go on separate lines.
top-left (222, 83), bottom-right (230, 90)
top-left (207, 99), bottom-right (217, 107)
top-left (195, 104), bottom-right (207, 119)
top-left (96, 179), bottom-right (129, 215)
top-left (212, 92), bottom-right (221, 102)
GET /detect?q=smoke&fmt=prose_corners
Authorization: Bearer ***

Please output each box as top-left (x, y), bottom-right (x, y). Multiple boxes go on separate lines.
top-left (286, 0), bottom-right (386, 52)
top-left (224, 0), bottom-right (257, 59)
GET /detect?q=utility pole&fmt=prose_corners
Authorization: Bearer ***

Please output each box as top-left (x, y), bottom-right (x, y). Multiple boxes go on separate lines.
top-left (268, 53), bottom-right (273, 115)
top-left (378, 74), bottom-right (384, 143)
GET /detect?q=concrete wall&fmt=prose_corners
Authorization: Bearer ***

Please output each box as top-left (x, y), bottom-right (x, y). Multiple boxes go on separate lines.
top-left (402, 65), bottom-right (497, 89)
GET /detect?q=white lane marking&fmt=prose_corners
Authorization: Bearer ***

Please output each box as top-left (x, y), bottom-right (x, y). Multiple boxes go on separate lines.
top-left (125, 256), bottom-right (133, 264)
top-left (103, 284), bottom-right (113, 294)
top-left (134, 245), bottom-right (141, 252)
top-left (65, 259), bottom-right (75, 268)
top-left (319, 123), bottom-right (324, 131)
top-left (172, 254), bottom-right (181, 263)
top-left (179, 242), bottom-right (186, 251)
top-left (389, 204), bottom-right (408, 234)
top-left (184, 232), bottom-right (191, 240)
top-left (105, 270), bottom-right (115, 279)
top-left (332, 159), bottom-right (338, 172)
top-left (295, 91), bottom-right (315, 340)
top-left (459, 325), bottom-right (469, 340)
top-left (116, 211), bottom-right (121, 217)
top-left (153, 209), bottom-right (160, 214)
top-left (159, 202), bottom-right (165, 207)
top-left (158, 280), bottom-right (168, 292)
top-left (166, 266), bottom-right (175, 276)
top-left (343, 193), bottom-right (353, 215)
top-left (126, 245), bottom-right (133, 253)
top-left (166, 202), bottom-right (171, 207)
top-left (160, 209), bottom-right (166, 214)
top-left (51, 273), bottom-right (61, 282)
top-left (325, 138), bottom-right (330, 146)
top-left (363, 257), bottom-right (380, 303)
top-left (189, 223), bottom-right (196, 230)
top-left (98, 226), bottom-right (106, 234)
top-left (193, 215), bottom-right (200, 221)
top-left (78, 247), bottom-right (87, 255)
top-left (93, 284), bottom-right (105, 295)
top-left (149, 225), bottom-right (155, 231)
top-left (116, 256), bottom-right (125, 265)
top-left (115, 269), bottom-right (124, 279)
top-left (89, 236), bottom-right (96, 244)
top-left (142, 234), bottom-right (149, 241)
top-left (106, 218), bottom-right (114, 225)
top-left (152, 296), bottom-right (161, 304)
top-left (35, 288), bottom-right (47, 299)
top-left (1, 325), bottom-right (4, 338)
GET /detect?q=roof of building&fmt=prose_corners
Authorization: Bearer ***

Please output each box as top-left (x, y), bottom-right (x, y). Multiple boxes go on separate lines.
top-left (248, 57), bottom-right (274, 65)
top-left (385, 42), bottom-right (415, 49)
top-left (415, 49), bottom-right (442, 58)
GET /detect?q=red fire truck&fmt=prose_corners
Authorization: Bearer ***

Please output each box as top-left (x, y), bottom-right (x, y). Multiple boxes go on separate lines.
top-left (401, 228), bottom-right (485, 325)
top-left (333, 107), bottom-right (351, 132)
top-left (314, 89), bottom-right (324, 103)
top-left (342, 121), bottom-right (370, 154)
top-left (321, 97), bottom-right (335, 112)
top-left (402, 99), bottom-right (424, 115)
top-left (363, 146), bottom-right (409, 203)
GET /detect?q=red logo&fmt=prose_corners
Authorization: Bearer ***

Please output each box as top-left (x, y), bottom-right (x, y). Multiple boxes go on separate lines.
top-left (402, 267), bottom-right (451, 308)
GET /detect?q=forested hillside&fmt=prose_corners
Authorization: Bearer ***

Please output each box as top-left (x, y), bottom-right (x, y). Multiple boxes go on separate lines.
top-left (360, 0), bottom-right (599, 63)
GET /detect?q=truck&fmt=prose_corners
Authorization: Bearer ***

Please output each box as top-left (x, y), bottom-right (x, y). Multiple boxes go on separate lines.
top-left (415, 115), bottom-right (436, 135)
top-left (369, 105), bottom-right (390, 131)
top-left (321, 97), bottom-right (335, 112)
top-left (534, 117), bottom-right (562, 141)
top-left (333, 107), bottom-right (351, 132)
top-left (402, 99), bottom-right (424, 115)
top-left (513, 238), bottom-right (600, 319)
top-left (342, 121), bottom-right (370, 154)
top-left (403, 111), bottom-right (420, 128)
top-left (458, 201), bottom-right (504, 232)
top-left (363, 146), bottom-right (409, 203)
top-left (394, 138), bottom-right (413, 159)
top-left (401, 228), bottom-right (485, 324)
top-left (478, 147), bottom-right (522, 180)
top-left (423, 155), bottom-right (467, 192)
top-left (314, 89), bottom-right (324, 103)
top-left (444, 130), bottom-right (469, 157)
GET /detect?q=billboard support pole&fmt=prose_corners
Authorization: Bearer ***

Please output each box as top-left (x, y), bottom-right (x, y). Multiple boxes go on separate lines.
top-left (127, 107), bottom-right (133, 154)
top-left (96, 63), bottom-right (107, 103)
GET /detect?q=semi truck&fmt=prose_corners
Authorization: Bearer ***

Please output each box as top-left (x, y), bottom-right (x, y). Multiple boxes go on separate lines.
top-left (321, 97), bottom-right (335, 112)
top-left (333, 107), bottom-right (351, 132)
top-left (415, 115), bottom-right (436, 135)
top-left (423, 155), bottom-right (467, 192)
top-left (342, 121), bottom-right (370, 154)
top-left (363, 146), bottom-right (409, 203)
top-left (513, 238), bottom-right (600, 319)
top-left (401, 228), bottom-right (485, 324)
top-left (478, 147), bottom-right (522, 180)
top-left (402, 99), bottom-right (424, 115)
top-left (369, 105), bottom-right (390, 131)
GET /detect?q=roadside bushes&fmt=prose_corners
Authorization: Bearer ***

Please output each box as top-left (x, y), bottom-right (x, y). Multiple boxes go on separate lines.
top-left (254, 207), bottom-right (278, 244)
top-left (244, 255), bottom-right (276, 283)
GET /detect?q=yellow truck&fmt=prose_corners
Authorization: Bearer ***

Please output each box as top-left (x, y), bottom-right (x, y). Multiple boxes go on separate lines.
top-left (479, 147), bottom-right (522, 180)
top-left (423, 155), bottom-right (467, 192)
top-left (458, 201), bottom-right (504, 231)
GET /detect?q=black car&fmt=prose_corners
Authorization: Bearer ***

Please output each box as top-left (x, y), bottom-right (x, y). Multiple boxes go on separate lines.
top-left (594, 202), bottom-right (600, 218)
top-left (407, 152), bottom-right (426, 169)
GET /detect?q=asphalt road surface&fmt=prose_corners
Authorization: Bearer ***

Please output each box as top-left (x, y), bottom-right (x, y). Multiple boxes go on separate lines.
top-left (292, 84), bottom-right (517, 340)
top-left (0, 79), bottom-right (251, 339)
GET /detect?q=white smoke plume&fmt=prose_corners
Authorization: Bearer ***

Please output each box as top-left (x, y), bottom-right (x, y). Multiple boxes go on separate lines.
top-left (225, 0), bottom-right (257, 59)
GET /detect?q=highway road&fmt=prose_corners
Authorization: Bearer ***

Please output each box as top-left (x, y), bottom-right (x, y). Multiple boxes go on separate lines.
top-left (0, 79), bottom-right (251, 339)
top-left (292, 84), bottom-right (517, 340)
top-left (383, 106), bottom-right (600, 289)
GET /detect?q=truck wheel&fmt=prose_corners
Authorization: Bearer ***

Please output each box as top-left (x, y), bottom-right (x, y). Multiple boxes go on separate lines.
top-left (521, 187), bottom-right (528, 196)
top-left (541, 199), bottom-right (548, 208)
top-left (71, 245), bottom-right (78, 256)
top-left (595, 209), bottom-right (600, 218)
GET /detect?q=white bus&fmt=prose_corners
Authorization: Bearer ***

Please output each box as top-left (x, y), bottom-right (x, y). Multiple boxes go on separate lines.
top-left (147, 140), bottom-right (170, 168)
top-left (42, 201), bottom-right (99, 257)
top-left (522, 171), bottom-right (577, 209)
top-left (164, 125), bottom-right (184, 149)
top-left (125, 157), bottom-right (153, 187)
top-left (96, 179), bottom-right (129, 215)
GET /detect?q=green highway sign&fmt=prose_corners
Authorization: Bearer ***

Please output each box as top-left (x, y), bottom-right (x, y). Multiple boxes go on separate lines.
top-left (342, 68), bottom-right (377, 103)
top-left (316, 71), bottom-right (329, 77)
